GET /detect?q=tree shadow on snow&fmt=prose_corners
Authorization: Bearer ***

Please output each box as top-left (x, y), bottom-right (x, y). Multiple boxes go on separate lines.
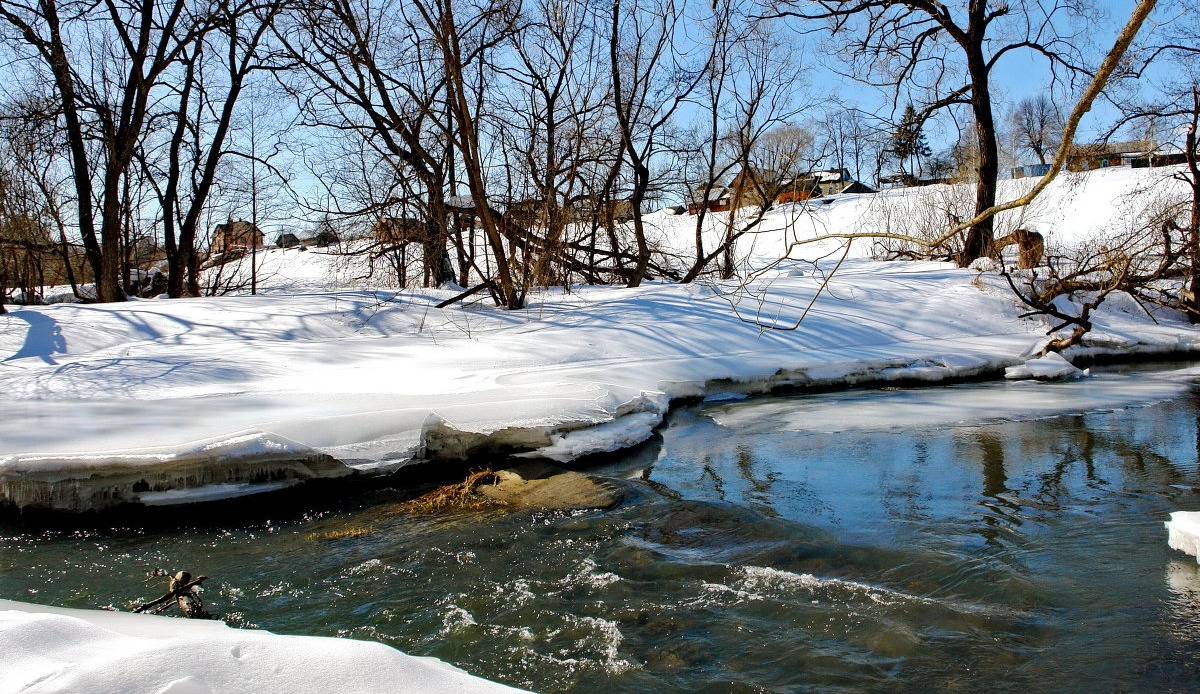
top-left (3, 310), bottom-right (67, 365)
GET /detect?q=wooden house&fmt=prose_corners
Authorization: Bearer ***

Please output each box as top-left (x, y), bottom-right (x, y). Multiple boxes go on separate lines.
top-left (1066, 140), bottom-right (1153, 172)
top-left (275, 232), bottom-right (300, 249)
top-left (837, 180), bottom-right (876, 195)
top-left (775, 170), bottom-right (872, 202)
top-left (810, 169), bottom-right (854, 196)
top-left (1127, 142), bottom-right (1190, 169)
top-left (212, 220), bottom-right (264, 254)
top-left (687, 184), bottom-right (734, 214)
top-left (773, 177), bottom-right (822, 205)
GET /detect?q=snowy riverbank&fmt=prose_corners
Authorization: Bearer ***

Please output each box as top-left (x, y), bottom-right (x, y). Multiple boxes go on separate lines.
top-left (4, 257), bottom-right (1199, 511)
top-left (0, 599), bottom-right (529, 693)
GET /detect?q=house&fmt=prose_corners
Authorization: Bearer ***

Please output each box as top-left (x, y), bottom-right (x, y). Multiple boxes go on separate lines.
top-left (503, 198), bottom-right (546, 228)
top-left (773, 176), bottom-right (822, 204)
top-left (373, 217), bottom-right (425, 245)
top-left (275, 233), bottom-right (301, 249)
top-left (775, 169), bottom-right (874, 203)
top-left (728, 168), bottom-right (777, 209)
top-left (837, 180), bottom-right (876, 195)
top-left (692, 167), bottom-right (872, 213)
top-left (566, 195), bottom-right (636, 223)
top-left (687, 184), bottom-right (734, 214)
top-left (212, 220), bottom-right (264, 254)
top-left (810, 169), bottom-right (855, 196)
top-left (309, 227), bottom-right (339, 247)
top-left (878, 173), bottom-right (949, 188)
top-left (878, 173), bottom-right (916, 188)
top-left (728, 167), bottom-right (823, 207)
top-left (1066, 140), bottom-right (1154, 171)
top-left (1127, 142), bottom-right (1191, 168)
top-left (1014, 140), bottom-right (1187, 177)
top-left (1012, 163), bottom-right (1053, 179)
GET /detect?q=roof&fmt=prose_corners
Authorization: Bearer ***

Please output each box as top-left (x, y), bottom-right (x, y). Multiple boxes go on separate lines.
top-left (813, 169), bottom-right (850, 182)
top-left (1070, 140), bottom-right (1155, 157)
top-left (689, 185), bottom-right (732, 204)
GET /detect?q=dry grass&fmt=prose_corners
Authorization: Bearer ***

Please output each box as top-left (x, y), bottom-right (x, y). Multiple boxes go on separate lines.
top-left (399, 469), bottom-right (505, 514)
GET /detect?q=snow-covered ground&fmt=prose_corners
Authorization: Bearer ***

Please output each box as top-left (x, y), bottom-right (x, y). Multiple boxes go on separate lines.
top-left (1, 165), bottom-right (1197, 512)
top-left (0, 599), bottom-right (529, 693)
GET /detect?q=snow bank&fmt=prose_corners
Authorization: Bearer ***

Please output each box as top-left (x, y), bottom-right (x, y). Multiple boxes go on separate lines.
top-left (2, 166), bottom-right (1199, 511)
top-left (0, 599), bottom-right (528, 694)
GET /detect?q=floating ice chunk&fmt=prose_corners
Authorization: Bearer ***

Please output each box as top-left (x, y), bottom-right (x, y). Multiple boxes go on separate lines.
top-left (1004, 352), bottom-right (1089, 380)
top-left (1166, 511), bottom-right (1200, 562)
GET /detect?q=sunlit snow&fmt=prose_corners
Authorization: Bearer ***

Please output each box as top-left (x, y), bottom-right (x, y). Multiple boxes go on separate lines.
top-left (0, 600), bottom-right (529, 694)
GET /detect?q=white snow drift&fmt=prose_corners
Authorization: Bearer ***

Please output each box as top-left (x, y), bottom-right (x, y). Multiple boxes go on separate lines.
top-left (0, 599), bottom-right (529, 694)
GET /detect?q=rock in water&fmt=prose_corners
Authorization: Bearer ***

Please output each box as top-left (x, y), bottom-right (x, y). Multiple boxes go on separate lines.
top-left (478, 462), bottom-right (619, 511)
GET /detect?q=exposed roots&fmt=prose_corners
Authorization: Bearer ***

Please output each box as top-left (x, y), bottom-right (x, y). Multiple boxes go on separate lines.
top-left (400, 469), bottom-right (505, 514)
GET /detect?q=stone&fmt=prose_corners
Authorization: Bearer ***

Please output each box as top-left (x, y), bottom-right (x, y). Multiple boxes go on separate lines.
top-left (477, 463), bottom-right (619, 510)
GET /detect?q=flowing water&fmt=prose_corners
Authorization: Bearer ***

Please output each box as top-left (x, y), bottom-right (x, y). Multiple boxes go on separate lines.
top-left (6, 367), bottom-right (1200, 692)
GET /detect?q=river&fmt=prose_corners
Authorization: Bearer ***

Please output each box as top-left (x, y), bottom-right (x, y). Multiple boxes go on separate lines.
top-left (4, 365), bottom-right (1200, 692)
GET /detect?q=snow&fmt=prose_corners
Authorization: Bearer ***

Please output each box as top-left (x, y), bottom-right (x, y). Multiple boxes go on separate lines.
top-left (1167, 512), bottom-right (1200, 563)
top-left (0, 599), bottom-right (529, 694)
top-left (2, 165), bottom-right (1200, 511)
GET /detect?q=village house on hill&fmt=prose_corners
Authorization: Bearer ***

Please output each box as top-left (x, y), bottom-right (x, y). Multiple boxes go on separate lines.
top-left (687, 184), bottom-right (734, 214)
top-left (212, 220), bottom-right (264, 254)
top-left (689, 168), bottom-right (874, 214)
top-left (1012, 140), bottom-right (1191, 179)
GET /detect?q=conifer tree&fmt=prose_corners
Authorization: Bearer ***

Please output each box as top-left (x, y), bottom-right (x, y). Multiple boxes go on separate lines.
top-left (892, 104), bottom-right (930, 177)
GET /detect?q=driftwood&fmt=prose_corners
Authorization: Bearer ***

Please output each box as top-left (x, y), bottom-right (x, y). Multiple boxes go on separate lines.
top-left (135, 570), bottom-right (214, 619)
top-left (994, 228), bottom-right (1045, 269)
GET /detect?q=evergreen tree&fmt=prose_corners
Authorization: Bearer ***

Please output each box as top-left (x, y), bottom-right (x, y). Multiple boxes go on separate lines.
top-left (892, 104), bottom-right (931, 177)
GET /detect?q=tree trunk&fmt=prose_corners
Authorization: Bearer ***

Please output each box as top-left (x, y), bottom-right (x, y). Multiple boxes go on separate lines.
top-left (958, 35), bottom-right (998, 267)
top-left (1185, 111), bottom-right (1200, 323)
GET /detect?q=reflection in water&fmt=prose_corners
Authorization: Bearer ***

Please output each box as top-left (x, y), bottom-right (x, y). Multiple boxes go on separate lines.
top-left (974, 430), bottom-right (1015, 548)
top-left (1166, 561), bottom-right (1200, 635)
top-left (4, 376), bottom-right (1200, 692)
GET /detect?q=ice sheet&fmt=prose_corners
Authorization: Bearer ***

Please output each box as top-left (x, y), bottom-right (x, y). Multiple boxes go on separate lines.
top-left (708, 373), bottom-right (1195, 435)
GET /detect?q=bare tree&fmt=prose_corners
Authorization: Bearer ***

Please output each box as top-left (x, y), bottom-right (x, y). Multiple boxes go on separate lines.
top-left (416, 0), bottom-right (526, 307)
top-left (277, 0), bottom-right (460, 294)
top-left (1100, 0), bottom-right (1200, 319)
top-left (1011, 94), bottom-right (1064, 166)
top-left (608, 0), bottom-right (708, 287)
top-left (0, 96), bottom-right (83, 300)
top-left (139, 0), bottom-right (287, 297)
top-left (496, 0), bottom-right (612, 287)
top-left (770, 0), bottom-right (1096, 266)
top-left (0, 0), bottom-right (213, 302)
top-left (820, 106), bottom-right (882, 184)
